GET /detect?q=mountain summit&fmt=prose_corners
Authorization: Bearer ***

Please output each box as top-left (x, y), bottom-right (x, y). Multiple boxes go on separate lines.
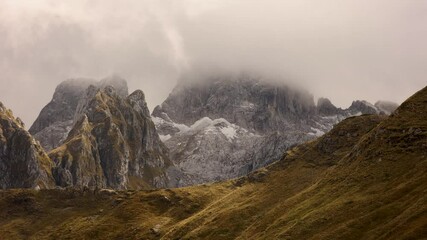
top-left (152, 74), bottom-right (397, 184)
top-left (29, 76), bottom-right (129, 151)
top-left (0, 102), bottom-right (55, 189)
top-left (20, 76), bottom-right (188, 190)
top-left (49, 84), bottom-right (183, 189)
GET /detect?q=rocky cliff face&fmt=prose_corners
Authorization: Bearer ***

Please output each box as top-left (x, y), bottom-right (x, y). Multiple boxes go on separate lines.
top-left (317, 98), bottom-right (342, 115)
top-left (153, 76), bottom-right (316, 133)
top-left (29, 76), bottom-right (129, 151)
top-left (49, 85), bottom-right (185, 190)
top-left (0, 102), bottom-right (55, 189)
top-left (153, 74), bottom-right (397, 184)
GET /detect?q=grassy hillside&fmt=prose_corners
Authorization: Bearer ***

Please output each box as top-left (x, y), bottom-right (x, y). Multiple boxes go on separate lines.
top-left (0, 86), bottom-right (426, 239)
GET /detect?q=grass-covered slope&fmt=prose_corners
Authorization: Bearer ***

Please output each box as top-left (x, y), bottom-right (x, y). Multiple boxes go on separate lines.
top-left (0, 86), bottom-right (426, 239)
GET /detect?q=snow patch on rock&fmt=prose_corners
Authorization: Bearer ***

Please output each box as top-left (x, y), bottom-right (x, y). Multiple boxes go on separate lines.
top-left (159, 134), bottom-right (171, 142)
top-left (152, 116), bottom-right (190, 135)
top-left (177, 117), bottom-right (244, 141)
top-left (309, 127), bottom-right (325, 137)
top-left (220, 126), bottom-right (237, 142)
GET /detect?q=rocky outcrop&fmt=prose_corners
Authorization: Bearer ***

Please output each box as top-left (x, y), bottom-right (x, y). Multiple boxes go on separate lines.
top-left (348, 100), bottom-right (379, 115)
top-left (0, 102), bottom-right (55, 189)
top-left (49, 85), bottom-right (185, 190)
top-left (29, 76), bottom-right (129, 151)
top-left (153, 73), bottom-right (397, 185)
top-left (348, 100), bottom-right (399, 116)
top-left (317, 98), bottom-right (342, 115)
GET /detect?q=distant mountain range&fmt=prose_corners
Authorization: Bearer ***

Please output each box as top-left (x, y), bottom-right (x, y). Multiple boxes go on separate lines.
top-left (0, 73), bottom-right (399, 190)
top-left (152, 73), bottom-right (398, 184)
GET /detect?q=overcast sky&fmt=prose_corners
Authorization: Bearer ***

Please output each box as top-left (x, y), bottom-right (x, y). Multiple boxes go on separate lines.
top-left (0, 0), bottom-right (426, 126)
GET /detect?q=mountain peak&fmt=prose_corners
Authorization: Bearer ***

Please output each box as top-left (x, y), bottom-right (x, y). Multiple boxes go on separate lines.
top-left (348, 100), bottom-right (379, 115)
top-left (49, 83), bottom-right (181, 190)
top-left (0, 101), bottom-right (55, 189)
top-left (317, 97), bottom-right (340, 115)
top-left (152, 75), bottom-right (400, 185)
top-left (153, 75), bottom-right (316, 132)
top-left (30, 77), bottom-right (130, 151)
top-left (99, 75), bottom-right (129, 97)
top-left (128, 90), bottom-right (150, 117)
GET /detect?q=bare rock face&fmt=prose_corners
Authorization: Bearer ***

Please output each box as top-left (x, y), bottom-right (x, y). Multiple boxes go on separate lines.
top-left (152, 73), bottom-right (397, 185)
top-left (152, 75), bottom-right (325, 184)
top-left (29, 76), bottom-right (129, 151)
top-left (49, 85), bottom-right (182, 190)
top-left (348, 100), bottom-right (379, 115)
top-left (317, 98), bottom-right (342, 115)
top-left (153, 75), bottom-right (316, 133)
top-left (0, 102), bottom-right (55, 189)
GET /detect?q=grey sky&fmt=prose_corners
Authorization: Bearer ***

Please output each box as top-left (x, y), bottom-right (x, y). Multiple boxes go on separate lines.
top-left (0, 0), bottom-right (426, 126)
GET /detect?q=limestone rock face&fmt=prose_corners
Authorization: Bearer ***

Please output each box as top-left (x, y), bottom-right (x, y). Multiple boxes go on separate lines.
top-left (49, 85), bottom-right (182, 190)
top-left (153, 76), bottom-right (316, 133)
top-left (29, 76), bottom-right (129, 151)
top-left (0, 102), bottom-right (55, 189)
top-left (152, 74), bottom-right (397, 185)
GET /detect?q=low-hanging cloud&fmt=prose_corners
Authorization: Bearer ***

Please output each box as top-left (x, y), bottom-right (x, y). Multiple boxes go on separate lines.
top-left (0, 0), bottom-right (426, 126)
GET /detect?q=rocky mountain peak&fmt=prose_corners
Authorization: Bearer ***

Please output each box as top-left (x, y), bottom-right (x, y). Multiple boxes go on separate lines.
top-left (152, 74), bottom-right (323, 184)
top-left (128, 90), bottom-right (150, 117)
top-left (99, 75), bottom-right (129, 97)
top-left (0, 101), bottom-right (55, 189)
top-left (30, 77), bottom-right (129, 151)
top-left (153, 75), bottom-right (316, 133)
top-left (128, 89), bottom-right (146, 102)
top-left (49, 84), bottom-right (183, 189)
top-left (103, 85), bottom-right (117, 96)
top-left (317, 97), bottom-right (340, 115)
top-left (349, 100), bottom-right (379, 115)
top-left (152, 73), bottom-right (398, 185)
top-left (52, 78), bottom-right (95, 100)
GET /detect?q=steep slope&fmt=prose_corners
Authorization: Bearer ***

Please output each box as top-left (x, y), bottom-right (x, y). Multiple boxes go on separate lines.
top-left (0, 102), bottom-right (55, 189)
top-left (0, 86), bottom-right (424, 240)
top-left (49, 85), bottom-right (186, 190)
top-left (29, 76), bottom-right (129, 151)
top-left (152, 74), bottom-right (395, 184)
